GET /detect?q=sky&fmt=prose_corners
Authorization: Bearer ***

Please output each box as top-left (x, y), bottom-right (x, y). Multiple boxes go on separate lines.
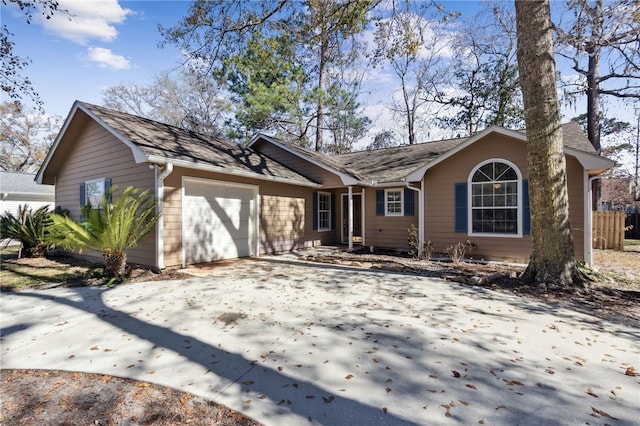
top-left (1, 0), bottom-right (637, 158)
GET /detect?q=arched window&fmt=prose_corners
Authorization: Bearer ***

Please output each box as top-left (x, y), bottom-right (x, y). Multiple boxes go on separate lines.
top-left (470, 160), bottom-right (520, 235)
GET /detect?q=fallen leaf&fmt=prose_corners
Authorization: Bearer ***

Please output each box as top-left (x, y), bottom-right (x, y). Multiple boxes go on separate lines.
top-left (244, 380), bottom-right (254, 385)
top-left (452, 370), bottom-right (461, 378)
top-left (322, 396), bottom-right (335, 403)
top-left (466, 384), bottom-right (477, 390)
top-left (625, 366), bottom-right (639, 376)
top-left (495, 405), bottom-right (506, 410)
top-left (345, 374), bottom-right (354, 380)
top-left (90, 345), bottom-right (99, 351)
top-left (383, 407), bottom-right (388, 414)
top-left (591, 406), bottom-right (618, 419)
top-left (587, 387), bottom-right (598, 398)
top-left (306, 395), bottom-right (315, 399)
top-left (459, 400), bottom-right (469, 406)
top-left (385, 387), bottom-right (392, 394)
top-left (479, 420), bottom-right (485, 424)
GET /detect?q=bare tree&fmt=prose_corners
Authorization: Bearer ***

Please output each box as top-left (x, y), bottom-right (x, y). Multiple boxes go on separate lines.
top-left (555, 0), bottom-right (640, 154)
top-left (102, 68), bottom-right (230, 138)
top-left (373, 0), bottom-right (449, 144)
top-left (434, 2), bottom-right (524, 136)
top-left (0, 102), bottom-right (61, 172)
top-left (515, 0), bottom-right (584, 287)
top-left (1, 0), bottom-right (68, 110)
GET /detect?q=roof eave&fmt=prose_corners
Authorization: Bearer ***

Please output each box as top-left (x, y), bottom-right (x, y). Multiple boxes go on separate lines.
top-left (250, 133), bottom-right (360, 186)
top-left (147, 156), bottom-right (322, 188)
top-left (404, 127), bottom-right (519, 181)
top-left (36, 101), bottom-right (149, 184)
top-left (565, 147), bottom-right (616, 175)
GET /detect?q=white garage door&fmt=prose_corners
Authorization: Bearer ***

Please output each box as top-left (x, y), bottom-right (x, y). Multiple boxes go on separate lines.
top-left (183, 178), bottom-right (258, 264)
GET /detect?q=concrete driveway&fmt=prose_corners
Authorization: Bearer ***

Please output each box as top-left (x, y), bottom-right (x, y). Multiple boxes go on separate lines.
top-left (1, 255), bottom-right (638, 425)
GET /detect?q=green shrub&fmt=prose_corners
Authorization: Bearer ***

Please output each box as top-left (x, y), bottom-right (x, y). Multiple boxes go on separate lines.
top-left (0, 204), bottom-right (53, 257)
top-left (48, 186), bottom-right (158, 279)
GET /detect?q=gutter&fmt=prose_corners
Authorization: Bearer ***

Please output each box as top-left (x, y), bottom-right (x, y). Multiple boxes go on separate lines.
top-left (155, 163), bottom-right (174, 270)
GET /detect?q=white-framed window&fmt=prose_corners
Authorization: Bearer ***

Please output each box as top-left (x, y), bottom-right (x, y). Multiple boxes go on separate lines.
top-left (385, 189), bottom-right (403, 216)
top-left (317, 191), bottom-right (331, 231)
top-left (469, 160), bottom-right (521, 236)
top-left (84, 178), bottom-right (109, 209)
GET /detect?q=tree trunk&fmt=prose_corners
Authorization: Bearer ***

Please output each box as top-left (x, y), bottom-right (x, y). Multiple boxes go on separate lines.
top-left (103, 250), bottom-right (127, 278)
top-left (586, 0), bottom-right (603, 209)
top-left (515, 0), bottom-right (585, 288)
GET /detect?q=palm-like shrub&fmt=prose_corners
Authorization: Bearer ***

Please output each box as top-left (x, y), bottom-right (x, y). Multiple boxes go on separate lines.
top-left (0, 205), bottom-right (53, 257)
top-left (48, 186), bottom-right (158, 278)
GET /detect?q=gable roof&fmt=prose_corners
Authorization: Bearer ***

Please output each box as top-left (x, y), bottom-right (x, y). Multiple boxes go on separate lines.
top-left (0, 171), bottom-right (54, 196)
top-left (253, 122), bottom-right (615, 186)
top-left (37, 101), bottom-right (320, 187)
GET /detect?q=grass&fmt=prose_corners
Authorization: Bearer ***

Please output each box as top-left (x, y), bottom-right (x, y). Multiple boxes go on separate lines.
top-left (0, 246), bottom-right (102, 291)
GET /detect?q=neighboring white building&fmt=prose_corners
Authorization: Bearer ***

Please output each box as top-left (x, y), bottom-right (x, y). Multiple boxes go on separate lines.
top-left (0, 171), bottom-right (55, 217)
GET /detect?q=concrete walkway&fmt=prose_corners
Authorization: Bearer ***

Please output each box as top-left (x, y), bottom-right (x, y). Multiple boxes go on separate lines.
top-left (1, 256), bottom-right (638, 425)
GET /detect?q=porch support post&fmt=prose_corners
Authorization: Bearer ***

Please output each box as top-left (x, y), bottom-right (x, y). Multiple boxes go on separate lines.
top-left (348, 186), bottom-right (354, 252)
top-left (419, 179), bottom-right (425, 258)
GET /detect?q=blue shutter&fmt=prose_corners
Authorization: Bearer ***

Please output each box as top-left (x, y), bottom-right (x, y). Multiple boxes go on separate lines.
top-left (376, 190), bottom-right (384, 216)
top-left (330, 193), bottom-right (336, 230)
top-left (454, 183), bottom-right (467, 232)
top-left (105, 178), bottom-right (112, 203)
top-left (312, 192), bottom-right (318, 231)
top-left (404, 188), bottom-right (414, 216)
top-left (522, 180), bottom-right (530, 235)
top-left (79, 183), bottom-right (86, 206)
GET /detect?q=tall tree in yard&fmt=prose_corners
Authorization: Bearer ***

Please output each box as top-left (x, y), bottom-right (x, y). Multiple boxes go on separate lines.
top-left (515, 0), bottom-right (584, 287)
top-left (554, 0), bottom-right (640, 155)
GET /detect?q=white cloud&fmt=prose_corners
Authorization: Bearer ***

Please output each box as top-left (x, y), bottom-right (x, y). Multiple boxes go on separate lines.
top-left (40, 0), bottom-right (132, 45)
top-left (84, 47), bottom-right (130, 70)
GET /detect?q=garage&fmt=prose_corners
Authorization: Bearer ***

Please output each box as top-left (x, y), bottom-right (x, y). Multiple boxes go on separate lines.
top-left (182, 177), bottom-right (258, 264)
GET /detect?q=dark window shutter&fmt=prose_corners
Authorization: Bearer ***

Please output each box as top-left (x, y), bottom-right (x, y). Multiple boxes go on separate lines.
top-left (105, 178), bottom-right (112, 203)
top-left (79, 183), bottom-right (86, 206)
top-left (522, 179), bottom-right (530, 235)
top-left (454, 183), bottom-right (467, 232)
top-left (404, 188), bottom-right (414, 216)
top-left (330, 193), bottom-right (335, 230)
top-left (312, 191), bottom-right (318, 231)
top-left (376, 190), bottom-right (384, 216)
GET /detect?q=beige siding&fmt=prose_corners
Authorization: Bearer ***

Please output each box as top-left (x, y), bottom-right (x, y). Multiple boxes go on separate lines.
top-left (252, 140), bottom-right (345, 188)
top-left (162, 167), bottom-right (336, 268)
top-left (55, 120), bottom-right (156, 266)
top-left (363, 187), bottom-right (418, 249)
top-left (567, 156), bottom-right (585, 261)
top-left (422, 134), bottom-right (587, 262)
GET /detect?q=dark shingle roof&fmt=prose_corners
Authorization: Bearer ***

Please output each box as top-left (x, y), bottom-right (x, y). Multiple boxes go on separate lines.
top-left (80, 102), bottom-right (318, 186)
top-left (334, 138), bottom-right (463, 182)
top-left (328, 122), bottom-right (597, 183)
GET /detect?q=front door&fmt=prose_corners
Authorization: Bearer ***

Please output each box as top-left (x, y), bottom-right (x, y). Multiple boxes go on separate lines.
top-left (341, 193), bottom-right (362, 244)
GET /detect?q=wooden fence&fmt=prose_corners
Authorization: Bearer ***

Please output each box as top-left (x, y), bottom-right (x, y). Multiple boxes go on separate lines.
top-left (592, 211), bottom-right (626, 250)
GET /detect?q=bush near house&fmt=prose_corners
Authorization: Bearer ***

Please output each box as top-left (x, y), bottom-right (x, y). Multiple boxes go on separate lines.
top-left (0, 204), bottom-right (53, 258)
top-left (48, 186), bottom-right (158, 279)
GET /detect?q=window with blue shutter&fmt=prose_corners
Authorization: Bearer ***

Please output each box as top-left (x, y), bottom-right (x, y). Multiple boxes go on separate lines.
top-left (312, 191), bottom-right (318, 230)
top-left (454, 183), bottom-right (468, 232)
top-left (404, 188), bottom-right (414, 216)
top-left (522, 180), bottom-right (530, 235)
top-left (376, 190), bottom-right (384, 216)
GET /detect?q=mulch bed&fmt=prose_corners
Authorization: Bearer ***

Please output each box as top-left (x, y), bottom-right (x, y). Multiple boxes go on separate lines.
top-left (0, 369), bottom-right (261, 426)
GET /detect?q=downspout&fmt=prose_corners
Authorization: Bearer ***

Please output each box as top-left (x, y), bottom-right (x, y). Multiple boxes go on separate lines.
top-left (405, 182), bottom-right (423, 258)
top-left (348, 186), bottom-right (353, 252)
top-left (155, 163), bottom-right (174, 270)
top-left (586, 174), bottom-right (600, 268)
